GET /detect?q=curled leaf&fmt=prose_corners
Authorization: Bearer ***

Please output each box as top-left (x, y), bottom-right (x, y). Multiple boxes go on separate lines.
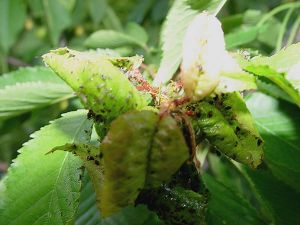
top-left (100, 110), bottom-right (189, 217)
top-left (43, 48), bottom-right (148, 122)
top-left (188, 93), bottom-right (264, 168)
top-left (181, 13), bottom-right (256, 101)
top-left (136, 185), bottom-right (208, 225)
top-left (181, 12), bottom-right (225, 100)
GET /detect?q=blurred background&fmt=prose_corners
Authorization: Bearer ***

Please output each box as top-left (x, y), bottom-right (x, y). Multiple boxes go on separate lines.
top-left (0, 0), bottom-right (299, 173)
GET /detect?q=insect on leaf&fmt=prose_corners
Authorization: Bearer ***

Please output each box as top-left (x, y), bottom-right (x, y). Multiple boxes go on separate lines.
top-left (100, 110), bottom-right (189, 217)
top-left (43, 48), bottom-right (148, 122)
top-left (188, 92), bottom-right (264, 168)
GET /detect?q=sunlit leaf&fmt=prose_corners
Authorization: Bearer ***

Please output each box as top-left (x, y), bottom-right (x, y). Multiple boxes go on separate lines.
top-left (245, 64), bottom-right (300, 107)
top-left (0, 67), bottom-right (73, 119)
top-left (0, 110), bottom-right (93, 225)
top-left (189, 92), bottom-right (264, 168)
top-left (153, 0), bottom-right (227, 85)
top-left (43, 48), bottom-right (148, 122)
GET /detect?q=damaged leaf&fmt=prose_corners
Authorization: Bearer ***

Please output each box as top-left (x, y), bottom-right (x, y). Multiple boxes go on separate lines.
top-left (100, 110), bottom-right (189, 217)
top-left (188, 92), bottom-right (264, 168)
top-left (43, 48), bottom-right (148, 122)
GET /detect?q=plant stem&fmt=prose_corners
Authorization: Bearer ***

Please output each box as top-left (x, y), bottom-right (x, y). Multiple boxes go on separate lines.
top-left (276, 7), bottom-right (294, 52)
top-left (286, 15), bottom-right (300, 46)
top-left (257, 2), bottom-right (300, 27)
top-left (0, 54), bottom-right (8, 73)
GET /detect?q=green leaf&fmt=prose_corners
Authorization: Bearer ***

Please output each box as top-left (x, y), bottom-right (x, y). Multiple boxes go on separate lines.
top-left (102, 205), bottom-right (165, 225)
top-left (125, 22), bottom-right (149, 45)
top-left (252, 42), bottom-right (300, 72)
top-left (286, 62), bottom-right (300, 92)
top-left (136, 185), bottom-right (207, 225)
top-left (100, 111), bottom-right (189, 217)
top-left (0, 66), bottom-right (68, 89)
top-left (43, 0), bottom-right (71, 46)
top-left (246, 92), bottom-right (300, 192)
top-left (0, 83), bottom-right (73, 119)
top-left (128, 0), bottom-right (156, 23)
top-left (225, 27), bottom-right (258, 49)
top-left (153, 0), bottom-right (197, 86)
top-left (85, 30), bottom-right (147, 50)
top-left (153, 0), bottom-right (227, 85)
top-left (257, 17), bottom-right (282, 48)
top-left (58, 0), bottom-right (76, 11)
top-left (0, 110), bottom-right (93, 225)
top-left (87, 0), bottom-right (107, 25)
top-left (203, 173), bottom-right (266, 225)
top-left (11, 28), bottom-right (49, 62)
top-left (50, 143), bottom-right (103, 211)
top-left (256, 78), bottom-right (294, 105)
top-left (216, 71), bottom-right (257, 93)
top-left (43, 48), bottom-right (148, 122)
top-left (0, 0), bottom-right (26, 53)
top-left (189, 92), bottom-right (264, 169)
top-left (27, 0), bottom-right (44, 17)
top-left (0, 67), bottom-right (73, 119)
top-left (186, 0), bottom-right (211, 10)
top-left (246, 169), bottom-right (300, 225)
top-left (244, 43), bottom-right (300, 106)
top-left (245, 64), bottom-right (300, 107)
top-left (206, 154), bottom-right (274, 223)
top-left (102, 5), bottom-right (123, 32)
top-left (70, 0), bottom-right (89, 27)
top-left (75, 173), bottom-right (101, 225)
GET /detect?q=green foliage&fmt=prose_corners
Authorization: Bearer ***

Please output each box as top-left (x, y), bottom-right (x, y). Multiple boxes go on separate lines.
top-left (245, 65), bottom-right (300, 107)
top-left (0, 110), bottom-right (93, 224)
top-left (137, 185), bottom-right (207, 225)
top-left (1, 1), bottom-right (300, 224)
top-left (204, 173), bottom-right (266, 225)
top-left (225, 27), bottom-right (258, 49)
top-left (0, 67), bottom-right (73, 119)
top-left (246, 169), bottom-right (300, 225)
top-left (189, 92), bottom-right (264, 169)
top-left (252, 42), bottom-right (300, 72)
top-left (87, 0), bottom-right (107, 25)
top-left (102, 205), bottom-right (164, 225)
top-left (85, 23), bottom-right (148, 50)
top-left (202, 151), bottom-right (276, 225)
top-left (75, 173), bottom-right (101, 225)
top-left (246, 93), bottom-right (300, 192)
top-left (100, 111), bottom-right (189, 217)
top-left (43, 0), bottom-right (72, 46)
top-left (0, 0), bottom-right (26, 53)
top-left (43, 48), bottom-right (148, 122)
top-left (244, 43), bottom-right (300, 107)
top-left (50, 143), bottom-right (103, 210)
top-left (154, 0), bottom-right (227, 85)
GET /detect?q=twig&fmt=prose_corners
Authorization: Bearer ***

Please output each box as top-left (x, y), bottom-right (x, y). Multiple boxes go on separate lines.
top-left (7, 56), bottom-right (30, 67)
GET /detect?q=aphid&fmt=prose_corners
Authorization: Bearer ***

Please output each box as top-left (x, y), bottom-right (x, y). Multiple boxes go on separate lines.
top-left (43, 48), bottom-right (148, 122)
top-left (190, 95), bottom-right (263, 169)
